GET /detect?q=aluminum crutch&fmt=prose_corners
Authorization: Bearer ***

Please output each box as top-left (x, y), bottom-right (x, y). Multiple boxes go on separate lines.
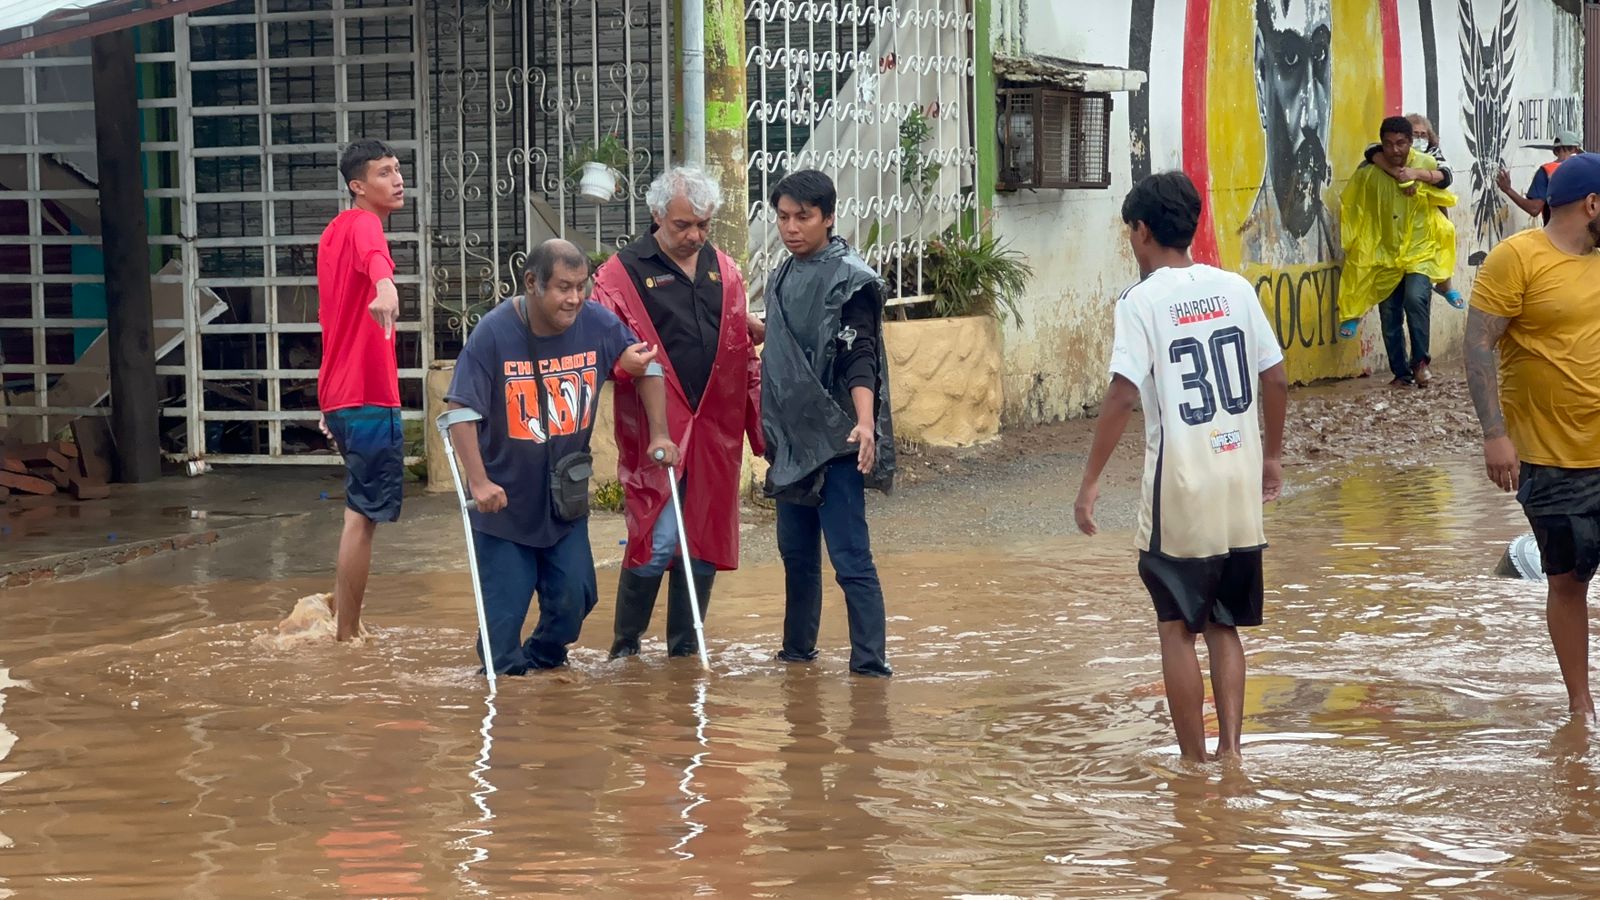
top-left (437, 407), bottom-right (498, 693)
top-left (654, 449), bottom-right (711, 671)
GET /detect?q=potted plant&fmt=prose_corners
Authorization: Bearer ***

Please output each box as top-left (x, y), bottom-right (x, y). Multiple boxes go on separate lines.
top-left (871, 225), bottom-right (1033, 448)
top-left (878, 225), bottom-right (1032, 325)
top-left (566, 134), bottom-right (631, 203)
top-left (920, 228), bottom-right (1032, 325)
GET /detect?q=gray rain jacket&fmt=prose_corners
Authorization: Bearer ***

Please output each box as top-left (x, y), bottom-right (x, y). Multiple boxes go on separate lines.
top-left (760, 237), bottom-right (896, 504)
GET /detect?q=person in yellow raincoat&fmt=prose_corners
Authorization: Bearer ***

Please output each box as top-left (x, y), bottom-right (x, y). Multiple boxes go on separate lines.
top-left (1339, 115), bottom-right (1458, 388)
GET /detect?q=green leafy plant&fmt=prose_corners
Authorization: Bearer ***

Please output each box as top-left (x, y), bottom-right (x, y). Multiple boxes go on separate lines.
top-left (592, 479), bottom-right (625, 513)
top-left (899, 109), bottom-right (941, 200)
top-left (566, 133), bottom-right (632, 180)
top-left (919, 228), bottom-right (1033, 325)
top-left (587, 247), bottom-right (615, 274)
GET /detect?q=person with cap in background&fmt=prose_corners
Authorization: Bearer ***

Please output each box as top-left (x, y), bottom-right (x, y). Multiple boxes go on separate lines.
top-left (1497, 129), bottom-right (1582, 226)
top-left (1468, 151), bottom-right (1600, 722)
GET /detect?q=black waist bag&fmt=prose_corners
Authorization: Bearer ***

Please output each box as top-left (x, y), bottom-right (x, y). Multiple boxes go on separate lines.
top-left (550, 450), bottom-right (593, 522)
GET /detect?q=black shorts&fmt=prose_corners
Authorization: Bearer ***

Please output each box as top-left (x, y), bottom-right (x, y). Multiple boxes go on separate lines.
top-left (325, 405), bottom-right (404, 523)
top-left (1518, 463), bottom-right (1600, 583)
top-left (1138, 549), bottom-right (1264, 633)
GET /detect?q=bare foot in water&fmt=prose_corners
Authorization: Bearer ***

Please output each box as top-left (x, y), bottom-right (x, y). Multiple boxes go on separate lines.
top-left (253, 593), bottom-right (370, 650)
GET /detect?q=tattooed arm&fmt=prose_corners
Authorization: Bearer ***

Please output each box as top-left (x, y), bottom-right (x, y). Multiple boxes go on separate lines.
top-left (1465, 307), bottom-right (1518, 491)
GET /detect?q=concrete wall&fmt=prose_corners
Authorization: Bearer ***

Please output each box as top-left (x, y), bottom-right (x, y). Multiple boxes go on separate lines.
top-left (991, 0), bottom-right (1583, 424)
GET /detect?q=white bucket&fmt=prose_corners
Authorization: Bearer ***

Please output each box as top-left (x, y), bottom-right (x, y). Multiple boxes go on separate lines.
top-left (577, 162), bottom-right (619, 203)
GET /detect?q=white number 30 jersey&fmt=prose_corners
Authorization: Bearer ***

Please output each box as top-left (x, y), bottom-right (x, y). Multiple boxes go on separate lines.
top-left (1108, 264), bottom-right (1285, 559)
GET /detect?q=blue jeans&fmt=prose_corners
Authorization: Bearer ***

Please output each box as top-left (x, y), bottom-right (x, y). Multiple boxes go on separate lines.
top-left (776, 458), bottom-right (891, 675)
top-left (470, 524), bottom-right (598, 674)
top-left (1379, 272), bottom-right (1432, 382)
top-left (627, 480), bottom-right (714, 578)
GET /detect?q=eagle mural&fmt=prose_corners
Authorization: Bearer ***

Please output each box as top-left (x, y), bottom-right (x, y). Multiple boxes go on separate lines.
top-left (1460, 0), bottom-right (1519, 252)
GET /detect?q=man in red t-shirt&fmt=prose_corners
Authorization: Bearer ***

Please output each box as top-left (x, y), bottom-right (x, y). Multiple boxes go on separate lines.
top-left (317, 138), bottom-right (405, 641)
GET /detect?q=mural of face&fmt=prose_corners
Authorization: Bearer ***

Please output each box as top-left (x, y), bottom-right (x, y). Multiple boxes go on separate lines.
top-left (1254, 0), bottom-right (1333, 241)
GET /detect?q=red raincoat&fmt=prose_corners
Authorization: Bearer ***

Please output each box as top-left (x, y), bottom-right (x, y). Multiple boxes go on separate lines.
top-left (593, 248), bottom-right (763, 571)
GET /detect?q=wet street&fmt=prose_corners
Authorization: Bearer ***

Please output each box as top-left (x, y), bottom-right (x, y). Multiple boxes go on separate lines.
top-left (1, 456), bottom-right (1592, 897)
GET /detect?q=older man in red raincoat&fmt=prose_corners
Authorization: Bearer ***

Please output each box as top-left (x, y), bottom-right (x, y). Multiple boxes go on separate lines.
top-left (594, 166), bottom-right (764, 659)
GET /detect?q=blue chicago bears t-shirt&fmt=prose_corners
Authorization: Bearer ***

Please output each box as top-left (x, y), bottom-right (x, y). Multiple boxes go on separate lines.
top-left (446, 297), bottom-right (637, 549)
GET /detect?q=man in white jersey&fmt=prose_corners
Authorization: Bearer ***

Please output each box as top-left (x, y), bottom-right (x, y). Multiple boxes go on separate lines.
top-left (1075, 171), bottom-right (1289, 764)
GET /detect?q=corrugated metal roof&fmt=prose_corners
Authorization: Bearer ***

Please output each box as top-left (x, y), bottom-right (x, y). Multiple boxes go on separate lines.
top-left (0, 0), bottom-right (114, 35)
top-left (0, 0), bottom-right (233, 59)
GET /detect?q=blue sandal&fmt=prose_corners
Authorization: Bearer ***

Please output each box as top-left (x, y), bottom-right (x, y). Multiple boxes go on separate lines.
top-left (1338, 319), bottom-right (1359, 339)
top-left (1444, 289), bottom-right (1465, 310)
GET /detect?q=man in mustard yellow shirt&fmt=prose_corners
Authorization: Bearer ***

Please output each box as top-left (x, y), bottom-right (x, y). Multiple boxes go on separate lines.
top-left (1467, 152), bottom-right (1600, 722)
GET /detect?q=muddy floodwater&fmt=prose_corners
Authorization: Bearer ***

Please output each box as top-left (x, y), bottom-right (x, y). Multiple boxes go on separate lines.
top-left (3, 459), bottom-right (1597, 897)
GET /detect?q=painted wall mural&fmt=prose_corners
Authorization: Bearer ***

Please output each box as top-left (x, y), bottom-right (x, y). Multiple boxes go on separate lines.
top-left (1123, 0), bottom-right (1579, 384)
top-left (1184, 0), bottom-right (1389, 383)
top-left (1240, 0), bottom-right (1335, 269)
top-left (1460, 0), bottom-right (1518, 250)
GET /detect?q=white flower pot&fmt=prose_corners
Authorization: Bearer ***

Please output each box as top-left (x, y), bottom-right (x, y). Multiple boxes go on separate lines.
top-left (578, 162), bottom-right (619, 203)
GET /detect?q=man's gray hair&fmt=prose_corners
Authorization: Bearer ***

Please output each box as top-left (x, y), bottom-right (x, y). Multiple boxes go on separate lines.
top-left (646, 166), bottom-right (723, 218)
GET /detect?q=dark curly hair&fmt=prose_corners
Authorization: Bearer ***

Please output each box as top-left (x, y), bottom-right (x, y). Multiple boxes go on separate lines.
top-left (1378, 116), bottom-right (1412, 141)
top-left (1121, 171), bottom-right (1202, 250)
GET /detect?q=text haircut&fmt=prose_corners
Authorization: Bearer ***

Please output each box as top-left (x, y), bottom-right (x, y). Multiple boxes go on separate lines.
top-left (339, 138), bottom-right (397, 198)
top-left (1120, 171), bottom-right (1203, 251)
top-left (524, 239), bottom-right (588, 293)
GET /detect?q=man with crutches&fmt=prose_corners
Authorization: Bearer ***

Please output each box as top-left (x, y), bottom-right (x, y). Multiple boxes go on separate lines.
top-left (441, 239), bottom-right (677, 675)
top-left (593, 167), bottom-right (765, 661)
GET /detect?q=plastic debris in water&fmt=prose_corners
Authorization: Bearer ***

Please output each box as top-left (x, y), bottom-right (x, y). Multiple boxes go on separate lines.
top-left (1494, 534), bottom-right (1545, 582)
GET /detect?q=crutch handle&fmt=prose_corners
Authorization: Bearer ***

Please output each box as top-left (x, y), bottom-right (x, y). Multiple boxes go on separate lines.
top-left (653, 448), bottom-right (666, 461)
top-left (436, 406), bottom-right (485, 432)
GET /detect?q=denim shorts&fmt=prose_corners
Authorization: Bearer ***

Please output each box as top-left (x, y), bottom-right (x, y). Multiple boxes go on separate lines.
top-left (325, 405), bottom-right (404, 523)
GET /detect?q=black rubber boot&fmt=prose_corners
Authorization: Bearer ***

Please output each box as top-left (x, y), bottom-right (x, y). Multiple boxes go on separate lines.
top-left (608, 570), bottom-right (664, 659)
top-left (665, 566), bottom-right (716, 657)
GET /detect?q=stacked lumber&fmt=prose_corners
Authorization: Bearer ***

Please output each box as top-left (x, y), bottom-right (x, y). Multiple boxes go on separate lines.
top-left (0, 419), bottom-right (114, 503)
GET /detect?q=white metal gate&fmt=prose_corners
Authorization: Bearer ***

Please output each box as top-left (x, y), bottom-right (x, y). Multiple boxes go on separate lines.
top-left (0, 0), bottom-right (428, 464)
top-left (425, 0), bottom-right (674, 353)
top-left (744, 0), bottom-right (978, 300)
top-left (0, 30), bottom-right (182, 444)
top-left (173, 0), bottom-right (429, 464)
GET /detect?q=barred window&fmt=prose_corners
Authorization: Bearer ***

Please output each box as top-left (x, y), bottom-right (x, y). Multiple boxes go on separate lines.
top-left (998, 88), bottom-right (1112, 190)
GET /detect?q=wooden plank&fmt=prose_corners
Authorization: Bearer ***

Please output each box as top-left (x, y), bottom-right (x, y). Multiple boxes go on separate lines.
top-left (17, 444), bottom-right (70, 472)
top-left (0, 458), bottom-right (25, 475)
top-left (31, 467), bottom-right (71, 489)
top-left (70, 479), bottom-right (110, 501)
top-left (0, 470), bottom-right (56, 495)
top-left (93, 28), bottom-right (161, 483)
top-left (70, 417), bottom-right (114, 485)
top-left (54, 441), bottom-right (80, 459)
